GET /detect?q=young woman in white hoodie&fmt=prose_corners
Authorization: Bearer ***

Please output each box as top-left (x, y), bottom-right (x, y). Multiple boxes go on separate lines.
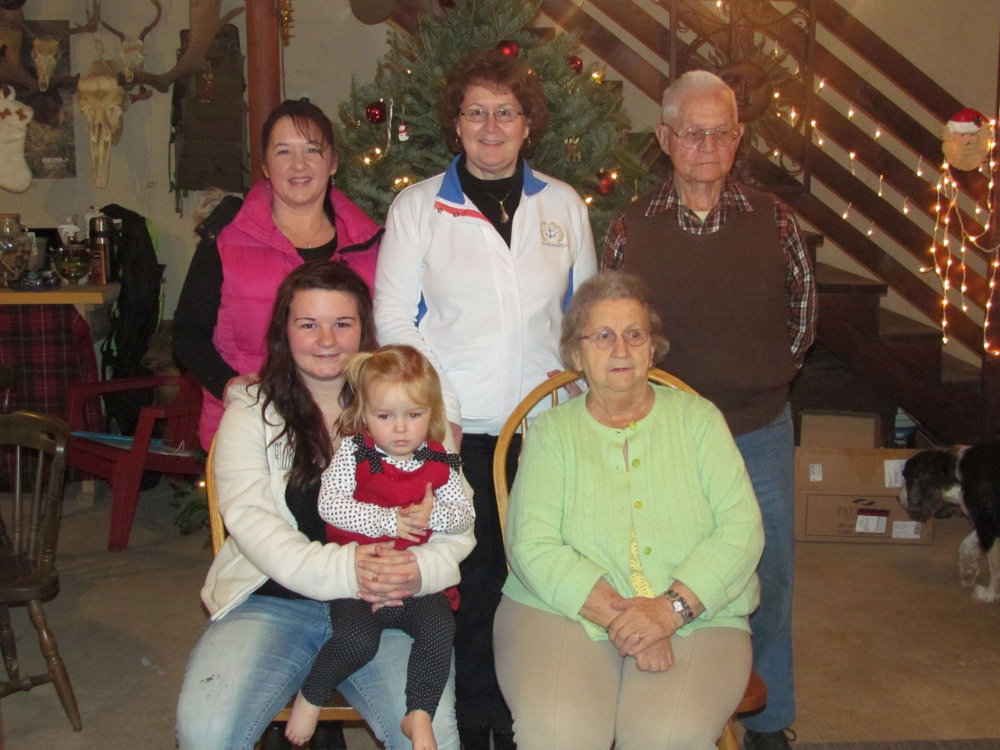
top-left (177, 262), bottom-right (473, 750)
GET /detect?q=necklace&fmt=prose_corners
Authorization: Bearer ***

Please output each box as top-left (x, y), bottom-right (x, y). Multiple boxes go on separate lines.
top-left (492, 190), bottom-right (513, 224)
top-left (275, 217), bottom-right (328, 248)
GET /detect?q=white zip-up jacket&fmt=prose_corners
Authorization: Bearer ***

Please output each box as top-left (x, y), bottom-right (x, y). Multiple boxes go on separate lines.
top-left (374, 158), bottom-right (597, 434)
top-left (201, 385), bottom-right (476, 620)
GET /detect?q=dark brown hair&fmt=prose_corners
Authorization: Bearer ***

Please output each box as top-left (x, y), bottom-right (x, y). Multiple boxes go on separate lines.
top-left (339, 345), bottom-right (449, 445)
top-left (258, 261), bottom-right (377, 490)
top-left (261, 98), bottom-right (338, 223)
top-left (438, 49), bottom-right (550, 158)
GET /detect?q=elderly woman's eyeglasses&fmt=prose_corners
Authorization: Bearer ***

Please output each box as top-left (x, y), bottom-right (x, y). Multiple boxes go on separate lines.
top-left (579, 328), bottom-right (650, 349)
top-left (667, 125), bottom-right (740, 149)
top-left (460, 107), bottom-right (525, 123)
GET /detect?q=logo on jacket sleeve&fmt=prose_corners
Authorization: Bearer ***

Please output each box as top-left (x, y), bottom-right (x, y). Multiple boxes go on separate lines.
top-left (540, 221), bottom-right (567, 247)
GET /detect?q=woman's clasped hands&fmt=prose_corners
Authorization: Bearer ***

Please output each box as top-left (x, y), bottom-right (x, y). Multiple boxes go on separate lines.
top-left (355, 542), bottom-right (421, 610)
top-left (608, 596), bottom-right (683, 673)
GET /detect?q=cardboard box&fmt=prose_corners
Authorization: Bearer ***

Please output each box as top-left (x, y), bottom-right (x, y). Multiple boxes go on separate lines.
top-left (794, 447), bottom-right (932, 544)
top-left (799, 411), bottom-right (879, 449)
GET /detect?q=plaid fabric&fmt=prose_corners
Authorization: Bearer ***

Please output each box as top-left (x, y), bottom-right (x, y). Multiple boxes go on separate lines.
top-left (0, 305), bottom-right (102, 485)
top-left (600, 176), bottom-right (817, 366)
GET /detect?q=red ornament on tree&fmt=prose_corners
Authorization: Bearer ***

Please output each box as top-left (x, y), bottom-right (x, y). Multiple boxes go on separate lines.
top-left (566, 55), bottom-right (583, 74)
top-left (497, 39), bottom-right (519, 57)
top-left (365, 100), bottom-right (387, 125)
top-left (595, 170), bottom-right (616, 196)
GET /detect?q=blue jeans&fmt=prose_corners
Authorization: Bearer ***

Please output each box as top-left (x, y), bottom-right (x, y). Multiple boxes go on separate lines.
top-left (175, 595), bottom-right (459, 750)
top-left (734, 404), bottom-right (795, 733)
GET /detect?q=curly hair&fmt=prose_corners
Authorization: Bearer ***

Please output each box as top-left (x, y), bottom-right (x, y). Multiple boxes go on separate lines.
top-left (438, 48), bottom-right (550, 158)
top-left (339, 345), bottom-right (449, 445)
top-left (559, 273), bottom-right (670, 369)
top-left (258, 261), bottom-right (377, 490)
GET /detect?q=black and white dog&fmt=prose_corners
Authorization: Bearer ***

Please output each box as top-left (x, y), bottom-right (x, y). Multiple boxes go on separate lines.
top-left (898, 441), bottom-right (1000, 603)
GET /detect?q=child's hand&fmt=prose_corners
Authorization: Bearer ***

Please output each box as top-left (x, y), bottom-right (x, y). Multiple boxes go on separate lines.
top-left (396, 483), bottom-right (434, 542)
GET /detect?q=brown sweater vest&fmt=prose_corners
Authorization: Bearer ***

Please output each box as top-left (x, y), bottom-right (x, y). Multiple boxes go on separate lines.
top-left (621, 185), bottom-right (796, 436)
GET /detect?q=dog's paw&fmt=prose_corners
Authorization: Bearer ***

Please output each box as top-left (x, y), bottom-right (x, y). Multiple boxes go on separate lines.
top-left (972, 584), bottom-right (1000, 603)
top-left (959, 560), bottom-right (980, 587)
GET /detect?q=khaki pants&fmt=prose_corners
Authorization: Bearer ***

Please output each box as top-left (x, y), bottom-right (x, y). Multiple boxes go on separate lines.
top-left (494, 597), bottom-right (751, 750)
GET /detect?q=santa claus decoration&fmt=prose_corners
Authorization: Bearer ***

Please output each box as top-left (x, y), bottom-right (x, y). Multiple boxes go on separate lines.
top-left (941, 108), bottom-right (994, 172)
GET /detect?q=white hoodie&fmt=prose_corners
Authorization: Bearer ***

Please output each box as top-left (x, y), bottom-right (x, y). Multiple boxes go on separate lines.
top-left (200, 385), bottom-right (476, 620)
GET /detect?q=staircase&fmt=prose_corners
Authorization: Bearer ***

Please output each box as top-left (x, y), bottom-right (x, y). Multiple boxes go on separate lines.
top-left (389, 0), bottom-right (1000, 445)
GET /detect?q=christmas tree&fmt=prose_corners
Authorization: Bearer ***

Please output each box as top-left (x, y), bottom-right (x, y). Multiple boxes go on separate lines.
top-left (333, 0), bottom-right (656, 242)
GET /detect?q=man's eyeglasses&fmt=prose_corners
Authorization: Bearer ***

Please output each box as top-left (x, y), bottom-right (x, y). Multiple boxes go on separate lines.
top-left (579, 329), bottom-right (650, 349)
top-left (459, 107), bottom-right (525, 123)
top-left (667, 125), bottom-right (740, 149)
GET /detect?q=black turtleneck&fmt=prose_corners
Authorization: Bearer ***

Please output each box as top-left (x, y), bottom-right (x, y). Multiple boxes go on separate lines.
top-left (457, 155), bottom-right (525, 248)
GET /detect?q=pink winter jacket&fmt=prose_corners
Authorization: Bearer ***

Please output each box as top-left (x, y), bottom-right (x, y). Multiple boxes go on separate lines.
top-left (199, 180), bottom-right (382, 448)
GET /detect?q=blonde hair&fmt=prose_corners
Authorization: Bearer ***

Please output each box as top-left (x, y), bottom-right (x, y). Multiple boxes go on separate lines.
top-left (339, 345), bottom-right (449, 444)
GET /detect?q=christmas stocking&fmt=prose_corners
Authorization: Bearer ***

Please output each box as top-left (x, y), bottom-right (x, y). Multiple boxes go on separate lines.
top-left (0, 88), bottom-right (34, 194)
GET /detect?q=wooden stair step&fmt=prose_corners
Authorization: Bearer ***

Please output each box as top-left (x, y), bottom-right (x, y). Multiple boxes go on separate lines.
top-left (876, 308), bottom-right (943, 383)
top-left (941, 351), bottom-right (981, 384)
top-left (815, 263), bottom-right (888, 296)
top-left (877, 307), bottom-right (939, 339)
top-left (817, 264), bottom-right (886, 335)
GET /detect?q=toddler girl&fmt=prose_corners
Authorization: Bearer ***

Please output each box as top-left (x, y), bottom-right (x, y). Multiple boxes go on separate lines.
top-left (285, 345), bottom-right (475, 750)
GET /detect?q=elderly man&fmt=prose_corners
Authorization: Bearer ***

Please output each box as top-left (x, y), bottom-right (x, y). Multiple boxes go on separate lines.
top-left (600, 70), bottom-right (816, 750)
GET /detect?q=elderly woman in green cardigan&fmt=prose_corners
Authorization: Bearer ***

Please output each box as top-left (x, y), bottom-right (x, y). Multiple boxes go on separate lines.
top-left (494, 272), bottom-right (765, 750)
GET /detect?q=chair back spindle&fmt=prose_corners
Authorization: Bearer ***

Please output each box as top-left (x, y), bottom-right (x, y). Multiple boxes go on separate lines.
top-left (0, 413), bottom-right (69, 579)
top-left (0, 411), bottom-right (80, 731)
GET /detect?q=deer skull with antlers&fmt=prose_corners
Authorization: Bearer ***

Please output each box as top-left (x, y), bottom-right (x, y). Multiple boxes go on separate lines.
top-left (102, 0), bottom-right (161, 84)
top-left (77, 59), bottom-right (126, 189)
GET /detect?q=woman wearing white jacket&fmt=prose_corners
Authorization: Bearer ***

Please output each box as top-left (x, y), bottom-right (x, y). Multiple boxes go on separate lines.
top-left (374, 50), bottom-right (597, 750)
top-left (177, 262), bottom-right (474, 750)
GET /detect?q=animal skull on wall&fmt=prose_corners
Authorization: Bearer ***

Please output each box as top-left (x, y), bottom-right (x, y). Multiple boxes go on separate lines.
top-left (30, 37), bottom-right (60, 91)
top-left (102, 0), bottom-right (162, 84)
top-left (77, 62), bottom-right (125, 188)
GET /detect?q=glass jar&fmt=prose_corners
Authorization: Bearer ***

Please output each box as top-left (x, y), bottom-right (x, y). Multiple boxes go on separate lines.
top-left (52, 240), bottom-right (92, 285)
top-left (0, 213), bottom-right (31, 288)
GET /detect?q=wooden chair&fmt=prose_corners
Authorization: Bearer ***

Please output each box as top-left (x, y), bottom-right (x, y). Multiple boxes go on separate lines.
top-left (0, 411), bottom-right (82, 731)
top-left (205, 443), bottom-right (364, 726)
top-left (492, 368), bottom-right (767, 750)
top-left (65, 372), bottom-right (205, 551)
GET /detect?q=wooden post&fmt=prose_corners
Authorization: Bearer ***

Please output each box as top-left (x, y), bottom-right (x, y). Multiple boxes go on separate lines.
top-left (246, 0), bottom-right (282, 184)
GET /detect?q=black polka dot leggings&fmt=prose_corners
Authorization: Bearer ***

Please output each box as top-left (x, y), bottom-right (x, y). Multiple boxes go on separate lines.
top-left (301, 592), bottom-right (456, 717)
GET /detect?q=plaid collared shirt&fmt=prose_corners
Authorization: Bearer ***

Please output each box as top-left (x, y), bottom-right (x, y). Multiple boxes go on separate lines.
top-left (600, 176), bottom-right (817, 367)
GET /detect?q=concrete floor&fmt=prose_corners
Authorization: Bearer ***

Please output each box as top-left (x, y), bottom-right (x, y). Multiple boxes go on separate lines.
top-left (1, 480), bottom-right (998, 749)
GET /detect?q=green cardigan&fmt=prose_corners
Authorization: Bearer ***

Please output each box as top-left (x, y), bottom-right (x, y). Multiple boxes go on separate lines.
top-left (502, 385), bottom-right (764, 641)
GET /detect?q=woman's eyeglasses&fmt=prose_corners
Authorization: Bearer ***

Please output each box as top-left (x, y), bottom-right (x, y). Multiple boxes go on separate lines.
top-left (460, 107), bottom-right (525, 123)
top-left (667, 125), bottom-right (740, 149)
top-left (579, 329), bottom-right (650, 349)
